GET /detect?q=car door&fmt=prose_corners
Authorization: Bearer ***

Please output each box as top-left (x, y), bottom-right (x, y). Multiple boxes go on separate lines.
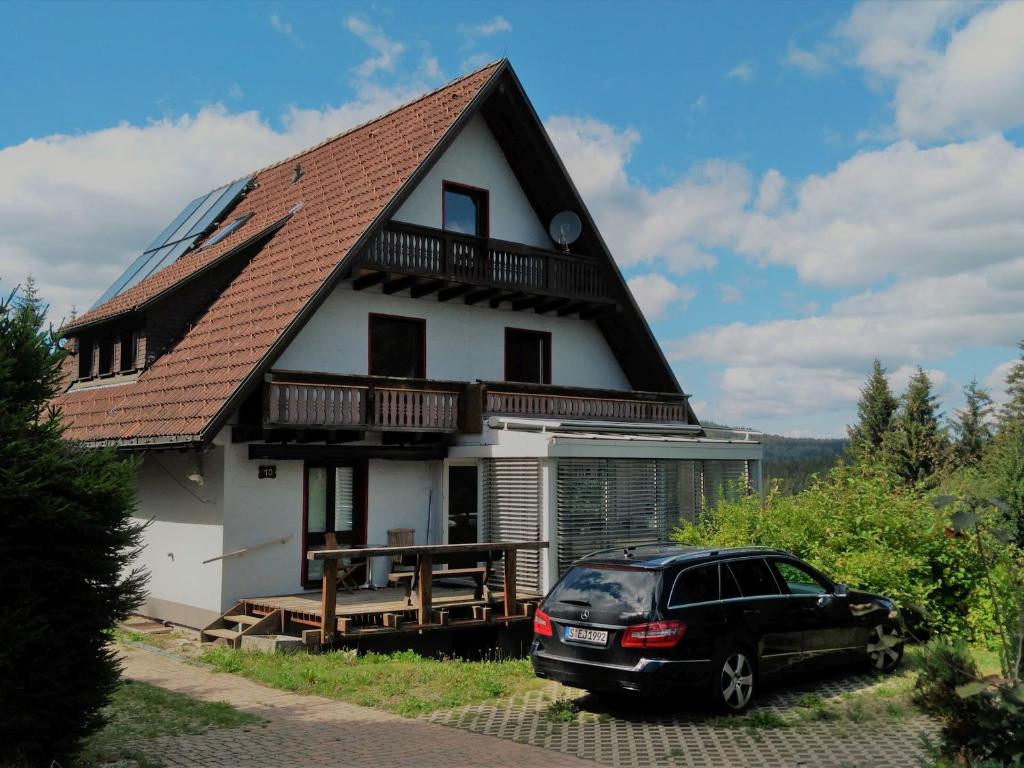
top-left (724, 557), bottom-right (801, 674)
top-left (664, 563), bottom-right (729, 662)
top-left (768, 557), bottom-right (864, 661)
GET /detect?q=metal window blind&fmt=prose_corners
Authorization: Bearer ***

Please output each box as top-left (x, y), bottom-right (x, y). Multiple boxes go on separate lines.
top-left (556, 459), bottom-right (690, 575)
top-left (699, 460), bottom-right (749, 510)
top-left (481, 459), bottom-right (542, 593)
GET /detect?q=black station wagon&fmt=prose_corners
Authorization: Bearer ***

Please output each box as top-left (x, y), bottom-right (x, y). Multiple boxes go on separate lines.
top-left (530, 545), bottom-right (906, 712)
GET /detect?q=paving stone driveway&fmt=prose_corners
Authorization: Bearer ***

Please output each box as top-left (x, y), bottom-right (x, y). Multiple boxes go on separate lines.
top-left (117, 644), bottom-right (593, 768)
top-left (423, 668), bottom-right (939, 768)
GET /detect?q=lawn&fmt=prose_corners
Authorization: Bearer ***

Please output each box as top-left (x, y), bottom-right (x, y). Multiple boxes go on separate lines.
top-left (77, 679), bottom-right (262, 767)
top-left (202, 646), bottom-right (547, 716)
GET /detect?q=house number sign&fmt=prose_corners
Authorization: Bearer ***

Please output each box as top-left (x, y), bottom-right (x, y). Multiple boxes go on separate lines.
top-left (258, 465), bottom-right (277, 479)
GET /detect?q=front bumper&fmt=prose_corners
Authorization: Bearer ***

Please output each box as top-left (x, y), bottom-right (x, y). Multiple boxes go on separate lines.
top-left (531, 649), bottom-right (710, 695)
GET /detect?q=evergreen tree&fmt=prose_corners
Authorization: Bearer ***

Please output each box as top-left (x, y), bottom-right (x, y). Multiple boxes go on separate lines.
top-left (952, 378), bottom-right (994, 465)
top-left (0, 284), bottom-right (147, 766)
top-left (848, 359), bottom-right (898, 458)
top-left (883, 367), bottom-right (949, 485)
top-left (999, 339), bottom-right (1024, 429)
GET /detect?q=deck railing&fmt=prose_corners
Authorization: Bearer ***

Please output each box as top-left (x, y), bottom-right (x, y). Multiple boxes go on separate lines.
top-left (358, 221), bottom-right (611, 303)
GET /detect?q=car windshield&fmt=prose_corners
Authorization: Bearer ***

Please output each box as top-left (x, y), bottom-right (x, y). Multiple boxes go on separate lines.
top-left (549, 565), bottom-right (657, 617)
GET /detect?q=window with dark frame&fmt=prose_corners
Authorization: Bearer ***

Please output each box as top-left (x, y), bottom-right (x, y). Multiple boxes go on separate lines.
top-left (368, 314), bottom-right (425, 378)
top-left (504, 328), bottom-right (551, 384)
top-left (119, 330), bottom-right (137, 371)
top-left (78, 339), bottom-right (93, 379)
top-left (303, 462), bottom-right (366, 587)
top-left (97, 338), bottom-right (114, 375)
top-left (442, 181), bottom-right (488, 237)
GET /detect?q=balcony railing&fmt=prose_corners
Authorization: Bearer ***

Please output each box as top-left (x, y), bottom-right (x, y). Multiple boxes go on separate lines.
top-left (480, 381), bottom-right (691, 424)
top-left (357, 222), bottom-right (612, 303)
top-left (264, 375), bottom-right (467, 433)
top-left (262, 374), bottom-right (693, 435)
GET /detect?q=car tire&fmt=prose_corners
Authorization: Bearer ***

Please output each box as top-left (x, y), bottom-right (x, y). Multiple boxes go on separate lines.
top-left (866, 622), bottom-right (904, 673)
top-left (709, 646), bottom-right (757, 713)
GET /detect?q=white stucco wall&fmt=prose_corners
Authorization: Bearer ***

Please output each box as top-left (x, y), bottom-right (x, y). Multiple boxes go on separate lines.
top-left (366, 459), bottom-right (443, 585)
top-left (220, 437), bottom-right (307, 607)
top-left (393, 113), bottom-right (553, 248)
top-left (274, 287), bottom-right (631, 390)
top-left (133, 447), bottom-right (225, 617)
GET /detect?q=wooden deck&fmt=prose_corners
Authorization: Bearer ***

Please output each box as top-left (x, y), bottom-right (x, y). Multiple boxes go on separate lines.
top-left (239, 583), bottom-right (541, 642)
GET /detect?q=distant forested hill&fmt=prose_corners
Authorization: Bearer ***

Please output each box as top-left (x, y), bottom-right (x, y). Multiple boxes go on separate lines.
top-left (760, 433), bottom-right (847, 493)
top-left (705, 423), bottom-right (848, 494)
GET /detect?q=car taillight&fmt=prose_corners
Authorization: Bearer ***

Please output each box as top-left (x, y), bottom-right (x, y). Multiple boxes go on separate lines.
top-left (534, 608), bottom-right (553, 637)
top-left (621, 620), bottom-right (686, 648)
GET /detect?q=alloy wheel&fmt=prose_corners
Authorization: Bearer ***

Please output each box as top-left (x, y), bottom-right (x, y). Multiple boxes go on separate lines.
top-left (867, 623), bottom-right (904, 671)
top-left (720, 652), bottom-right (754, 710)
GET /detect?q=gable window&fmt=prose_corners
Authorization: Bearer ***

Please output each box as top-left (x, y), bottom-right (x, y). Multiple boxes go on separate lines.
top-left (504, 328), bottom-right (551, 384)
top-left (442, 181), bottom-right (488, 237)
top-left (368, 314), bottom-right (425, 378)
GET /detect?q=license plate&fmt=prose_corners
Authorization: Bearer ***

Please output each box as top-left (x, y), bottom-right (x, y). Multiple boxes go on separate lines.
top-left (564, 626), bottom-right (608, 645)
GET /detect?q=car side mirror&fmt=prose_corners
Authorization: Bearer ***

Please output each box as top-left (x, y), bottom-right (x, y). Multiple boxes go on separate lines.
top-left (834, 583), bottom-right (848, 597)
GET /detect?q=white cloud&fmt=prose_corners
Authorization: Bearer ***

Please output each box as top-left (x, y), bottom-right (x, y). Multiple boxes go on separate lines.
top-left (726, 62), bottom-right (754, 81)
top-left (0, 88), bottom-right (424, 325)
top-left (346, 17), bottom-right (405, 78)
top-left (797, 1), bottom-right (1024, 141)
top-left (985, 359), bottom-right (1016, 406)
top-left (270, 13), bottom-right (303, 48)
top-left (716, 284), bottom-right (744, 304)
top-left (626, 274), bottom-right (695, 321)
top-left (754, 169), bottom-right (785, 212)
top-left (459, 16), bottom-right (512, 39)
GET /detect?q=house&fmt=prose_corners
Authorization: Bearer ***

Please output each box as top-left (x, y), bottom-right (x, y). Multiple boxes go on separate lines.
top-left (55, 60), bottom-right (762, 635)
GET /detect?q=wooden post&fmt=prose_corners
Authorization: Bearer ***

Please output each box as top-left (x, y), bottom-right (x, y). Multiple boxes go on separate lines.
top-left (503, 547), bottom-right (517, 618)
top-left (321, 558), bottom-right (338, 645)
top-left (417, 552), bottom-right (433, 625)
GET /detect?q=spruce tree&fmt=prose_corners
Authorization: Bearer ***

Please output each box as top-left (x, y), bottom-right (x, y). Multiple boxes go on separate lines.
top-left (952, 378), bottom-right (993, 465)
top-left (848, 359), bottom-right (898, 458)
top-left (883, 367), bottom-right (949, 485)
top-left (999, 339), bottom-right (1024, 429)
top-left (0, 284), bottom-right (147, 766)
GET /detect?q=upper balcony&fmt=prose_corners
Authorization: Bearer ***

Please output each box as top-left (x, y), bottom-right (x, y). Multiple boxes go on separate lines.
top-left (349, 222), bottom-right (616, 315)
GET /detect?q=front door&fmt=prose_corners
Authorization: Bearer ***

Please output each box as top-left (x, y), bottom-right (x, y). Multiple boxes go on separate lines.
top-left (303, 461), bottom-right (367, 587)
top-left (445, 464), bottom-right (478, 569)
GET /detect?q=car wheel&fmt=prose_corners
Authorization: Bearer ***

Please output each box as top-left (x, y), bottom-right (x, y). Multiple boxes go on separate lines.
top-left (710, 647), bottom-right (756, 713)
top-left (866, 622), bottom-right (904, 673)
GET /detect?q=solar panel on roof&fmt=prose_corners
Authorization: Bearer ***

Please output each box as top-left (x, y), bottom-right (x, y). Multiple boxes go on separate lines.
top-left (91, 175), bottom-right (254, 309)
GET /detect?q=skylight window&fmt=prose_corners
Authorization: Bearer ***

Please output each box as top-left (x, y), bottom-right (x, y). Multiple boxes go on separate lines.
top-left (203, 212), bottom-right (255, 248)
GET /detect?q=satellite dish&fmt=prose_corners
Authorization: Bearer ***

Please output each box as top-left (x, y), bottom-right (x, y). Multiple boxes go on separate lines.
top-left (549, 211), bottom-right (582, 250)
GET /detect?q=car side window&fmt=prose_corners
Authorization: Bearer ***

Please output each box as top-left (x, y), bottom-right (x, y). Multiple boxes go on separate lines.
top-left (720, 564), bottom-right (743, 600)
top-left (669, 564), bottom-right (719, 606)
top-left (772, 559), bottom-right (830, 596)
top-left (728, 558), bottom-right (781, 597)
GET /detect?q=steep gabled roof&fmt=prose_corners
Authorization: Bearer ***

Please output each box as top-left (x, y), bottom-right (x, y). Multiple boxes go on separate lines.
top-left (55, 59), bottom-right (690, 447)
top-left (55, 62), bottom-right (504, 445)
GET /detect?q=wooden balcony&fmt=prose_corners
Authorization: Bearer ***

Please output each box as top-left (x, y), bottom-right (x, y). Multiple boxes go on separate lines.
top-left (263, 373), bottom-right (472, 434)
top-left (351, 222), bottom-right (615, 314)
top-left (256, 373), bottom-right (693, 440)
top-left (480, 381), bottom-right (692, 424)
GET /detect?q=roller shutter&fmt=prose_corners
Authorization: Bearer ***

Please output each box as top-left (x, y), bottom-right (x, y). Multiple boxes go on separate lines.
top-left (481, 459), bottom-right (543, 594)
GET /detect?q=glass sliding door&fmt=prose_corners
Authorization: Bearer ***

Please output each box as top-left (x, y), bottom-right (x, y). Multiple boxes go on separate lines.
top-left (303, 461), bottom-right (366, 587)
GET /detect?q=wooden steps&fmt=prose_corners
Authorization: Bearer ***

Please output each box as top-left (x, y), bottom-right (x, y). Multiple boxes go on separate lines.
top-left (201, 602), bottom-right (284, 648)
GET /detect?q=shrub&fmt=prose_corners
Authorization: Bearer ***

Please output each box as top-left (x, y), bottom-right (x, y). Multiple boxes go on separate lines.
top-left (0, 287), bottom-right (147, 766)
top-left (672, 461), bottom-right (987, 637)
top-left (914, 640), bottom-right (1024, 766)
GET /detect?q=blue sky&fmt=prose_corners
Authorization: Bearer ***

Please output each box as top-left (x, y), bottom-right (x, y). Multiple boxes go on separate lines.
top-left (2, 1), bottom-right (1022, 436)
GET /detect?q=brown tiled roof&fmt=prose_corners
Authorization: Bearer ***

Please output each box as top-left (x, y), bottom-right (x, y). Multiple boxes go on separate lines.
top-left (54, 62), bottom-right (503, 445)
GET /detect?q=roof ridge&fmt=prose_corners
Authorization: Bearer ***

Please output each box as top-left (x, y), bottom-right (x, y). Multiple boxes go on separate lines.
top-left (252, 59), bottom-right (506, 178)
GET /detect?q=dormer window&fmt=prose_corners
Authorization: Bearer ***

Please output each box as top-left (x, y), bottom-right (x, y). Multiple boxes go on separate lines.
top-left (119, 330), bottom-right (137, 371)
top-left (97, 338), bottom-right (115, 376)
top-left (78, 339), bottom-right (93, 379)
top-left (442, 181), bottom-right (488, 237)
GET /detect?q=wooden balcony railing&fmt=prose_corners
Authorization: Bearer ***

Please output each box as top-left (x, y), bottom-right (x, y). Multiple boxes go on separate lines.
top-left (262, 374), bottom-right (693, 434)
top-left (264, 374), bottom-right (469, 433)
top-left (480, 381), bottom-right (691, 424)
top-left (357, 221), bottom-right (612, 303)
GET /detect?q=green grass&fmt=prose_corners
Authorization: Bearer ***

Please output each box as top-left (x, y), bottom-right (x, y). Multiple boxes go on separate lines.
top-left (77, 679), bottom-right (262, 767)
top-left (201, 647), bottom-right (546, 717)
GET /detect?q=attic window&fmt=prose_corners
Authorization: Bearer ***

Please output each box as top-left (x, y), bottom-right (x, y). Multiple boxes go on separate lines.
top-left (97, 338), bottom-right (115, 376)
top-left (203, 212), bottom-right (254, 248)
top-left (78, 339), bottom-right (93, 378)
top-left (443, 182), bottom-right (488, 237)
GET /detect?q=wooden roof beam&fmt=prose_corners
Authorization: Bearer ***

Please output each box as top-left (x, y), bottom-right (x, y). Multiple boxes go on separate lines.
top-left (382, 275), bottom-right (418, 295)
top-left (489, 291), bottom-right (523, 309)
top-left (464, 287), bottom-right (500, 305)
top-left (534, 297), bottom-right (569, 315)
top-left (557, 301), bottom-right (592, 317)
top-left (438, 284), bottom-right (471, 302)
top-left (410, 279), bottom-right (444, 298)
top-left (353, 271), bottom-right (386, 291)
